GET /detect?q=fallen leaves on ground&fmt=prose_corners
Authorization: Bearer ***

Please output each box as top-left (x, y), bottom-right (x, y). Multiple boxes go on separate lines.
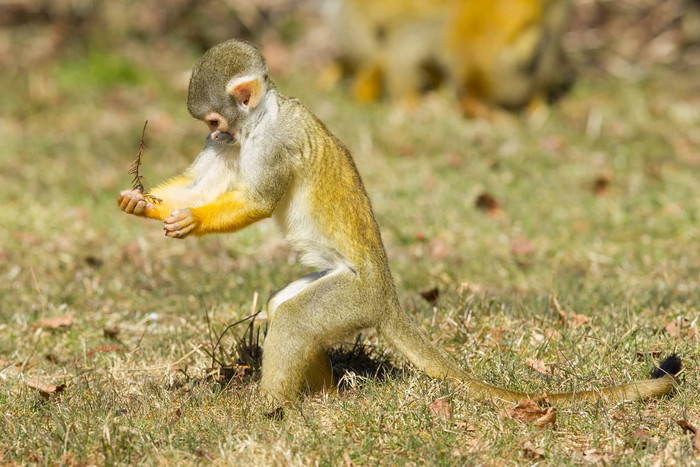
top-left (592, 174), bottom-right (611, 196)
top-left (665, 317), bottom-right (697, 341)
top-left (419, 287), bottom-right (440, 305)
top-left (510, 236), bottom-right (536, 257)
top-left (628, 429), bottom-right (651, 449)
top-left (85, 345), bottom-right (125, 358)
top-left (525, 358), bottom-right (550, 375)
top-left (103, 326), bottom-right (120, 339)
top-left (25, 377), bottom-right (66, 398)
top-left (32, 312), bottom-right (74, 330)
top-left (504, 399), bottom-right (557, 428)
top-left (458, 282), bottom-right (486, 295)
top-left (635, 350), bottom-right (663, 361)
top-left (552, 295), bottom-right (591, 328)
top-left (429, 397), bottom-right (451, 419)
top-left (676, 419), bottom-right (700, 453)
top-left (427, 238), bottom-right (450, 261)
top-left (522, 441), bottom-right (545, 459)
top-left (582, 448), bottom-right (613, 463)
top-left (475, 192), bottom-right (504, 218)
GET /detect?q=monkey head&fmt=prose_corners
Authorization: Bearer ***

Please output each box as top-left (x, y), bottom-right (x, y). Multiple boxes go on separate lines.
top-left (187, 39), bottom-right (270, 144)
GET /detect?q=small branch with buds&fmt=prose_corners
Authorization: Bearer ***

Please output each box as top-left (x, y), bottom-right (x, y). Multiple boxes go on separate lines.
top-left (128, 120), bottom-right (162, 204)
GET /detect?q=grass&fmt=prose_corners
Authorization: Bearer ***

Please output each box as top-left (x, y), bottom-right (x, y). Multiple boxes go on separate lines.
top-left (0, 42), bottom-right (698, 465)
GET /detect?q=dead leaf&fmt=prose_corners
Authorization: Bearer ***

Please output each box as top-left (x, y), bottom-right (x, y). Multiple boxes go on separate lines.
top-left (419, 287), bottom-right (440, 305)
top-left (664, 317), bottom-right (693, 338)
top-left (526, 358), bottom-right (549, 375)
top-left (506, 399), bottom-right (541, 422)
top-left (676, 419), bottom-right (698, 434)
top-left (84, 255), bottom-right (103, 267)
top-left (551, 295), bottom-right (591, 328)
top-left (510, 236), bottom-right (536, 257)
top-left (535, 407), bottom-right (557, 428)
top-left (541, 135), bottom-right (565, 153)
top-left (264, 406), bottom-right (284, 421)
top-left (103, 326), bottom-right (120, 339)
top-left (455, 421), bottom-right (476, 431)
top-left (447, 153), bottom-right (462, 167)
top-left (569, 313), bottom-right (592, 328)
top-left (32, 313), bottom-right (73, 330)
top-left (629, 429), bottom-right (650, 448)
top-left (652, 438), bottom-right (680, 467)
top-left (592, 174), bottom-right (611, 196)
top-left (635, 350), bottom-right (663, 361)
top-left (170, 408), bottom-right (182, 424)
top-left (488, 328), bottom-right (508, 341)
top-left (552, 294), bottom-right (568, 323)
top-left (428, 238), bottom-right (449, 261)
top-left (193, 448), bottom-right (212, 460)
top-left (85, 345), bottom-right (125, 358)
top-left (506, 399), bottom-right (556, 428)
top-left (25, 377), bottom-right (66, 398)
top-left (458, 282), bottom-right (486, 295)
top-left (423, 175), bottom-right (437, 191)
top-left (582, 448), bottom-right (613, 463)
top-left (429, 397), bottom-right (451, 419)
top-left (475, 192), bottom-right (504, 218)
top-left (523, 441), bottom-right (545, 459)
top-left (44, 353), bottom-right (59, 364)
top-left (676, 419), bottom-right (700, 453)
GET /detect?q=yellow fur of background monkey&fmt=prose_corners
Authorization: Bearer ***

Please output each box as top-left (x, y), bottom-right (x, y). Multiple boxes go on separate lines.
top-left (331, 0), bottom-right (573, 113)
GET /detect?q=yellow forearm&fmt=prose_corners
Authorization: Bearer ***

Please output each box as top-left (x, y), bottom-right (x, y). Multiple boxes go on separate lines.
top-left (190, 190), bottom-right (271, 236)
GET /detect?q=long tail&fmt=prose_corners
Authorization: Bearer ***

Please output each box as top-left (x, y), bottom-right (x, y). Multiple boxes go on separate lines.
top-left (378, 308), bottom-right (681, 405)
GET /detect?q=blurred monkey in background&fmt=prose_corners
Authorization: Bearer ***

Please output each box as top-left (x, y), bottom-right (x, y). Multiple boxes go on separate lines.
top-left (329, 0), bottom-right (573, 114)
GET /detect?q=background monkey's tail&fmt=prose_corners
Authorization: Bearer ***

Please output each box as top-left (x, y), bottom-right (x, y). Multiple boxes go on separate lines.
top-left (377, 307), bottom-right (681, 405)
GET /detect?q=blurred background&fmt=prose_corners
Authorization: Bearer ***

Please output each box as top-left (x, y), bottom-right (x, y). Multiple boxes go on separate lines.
top-left (2, 0), bottom-right (699, 106)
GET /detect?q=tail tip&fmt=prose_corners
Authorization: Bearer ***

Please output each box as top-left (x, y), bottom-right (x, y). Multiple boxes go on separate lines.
top-left (650, 354), bottom-right (682, 379)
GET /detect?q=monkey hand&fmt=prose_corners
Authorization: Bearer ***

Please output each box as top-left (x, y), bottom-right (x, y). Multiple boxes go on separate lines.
top-left (164, 208), bottom-right (198, 239)
top-left (118, 189), bottom-right (158, 218)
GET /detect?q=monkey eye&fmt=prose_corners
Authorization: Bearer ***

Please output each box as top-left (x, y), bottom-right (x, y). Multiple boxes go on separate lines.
top-left (208, 119), bottom-right (219, 127)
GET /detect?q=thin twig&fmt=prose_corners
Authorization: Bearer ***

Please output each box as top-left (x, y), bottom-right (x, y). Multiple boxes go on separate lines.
top-left (128, 120), bottom-right (148, 191)
top-left (128, 120), bottom-right (162, 204)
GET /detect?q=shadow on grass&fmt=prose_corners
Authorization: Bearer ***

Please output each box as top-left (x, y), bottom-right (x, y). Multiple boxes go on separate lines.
top-left (196, 319), bottom-right (402, 393)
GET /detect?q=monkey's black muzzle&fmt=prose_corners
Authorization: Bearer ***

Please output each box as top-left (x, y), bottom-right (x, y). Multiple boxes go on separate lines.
top-left (209, 130), bottom-right (236, 144)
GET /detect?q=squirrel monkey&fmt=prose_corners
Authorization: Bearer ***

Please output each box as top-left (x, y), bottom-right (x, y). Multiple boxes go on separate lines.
top-left (332, 0), bottom-right (573, 111)
top-left (118, 39), bottom-right (680, 404)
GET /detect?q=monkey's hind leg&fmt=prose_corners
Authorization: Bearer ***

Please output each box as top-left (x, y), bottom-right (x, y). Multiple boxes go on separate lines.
top-left (261, 267), bottom-right (372, 402)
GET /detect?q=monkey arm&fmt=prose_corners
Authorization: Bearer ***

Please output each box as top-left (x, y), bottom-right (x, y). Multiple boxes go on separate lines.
top-left (163, 189), bottom-right (275, 238)
top-left (162, 146), bottom-right (293, 238)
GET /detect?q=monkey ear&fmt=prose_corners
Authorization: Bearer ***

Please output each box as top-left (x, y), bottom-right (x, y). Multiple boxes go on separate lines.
top-left (226, 75), bottom-right (264, 110)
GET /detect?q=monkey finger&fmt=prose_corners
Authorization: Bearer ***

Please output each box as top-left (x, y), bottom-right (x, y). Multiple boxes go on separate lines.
top-left (163, 215), bottom-right (195, 232)
top-left (124, 195), bottom-right (142, 213)
top-left (119, 194), bottom-right (136, 212)
top-left (118, 195), bottom-right (130, 211)
top-left (164, 223), bottom-right (195, 239)
top-left (133, 200), bottom-right (152, 215)
top-left (166, 209), bottom-right (192, 222)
